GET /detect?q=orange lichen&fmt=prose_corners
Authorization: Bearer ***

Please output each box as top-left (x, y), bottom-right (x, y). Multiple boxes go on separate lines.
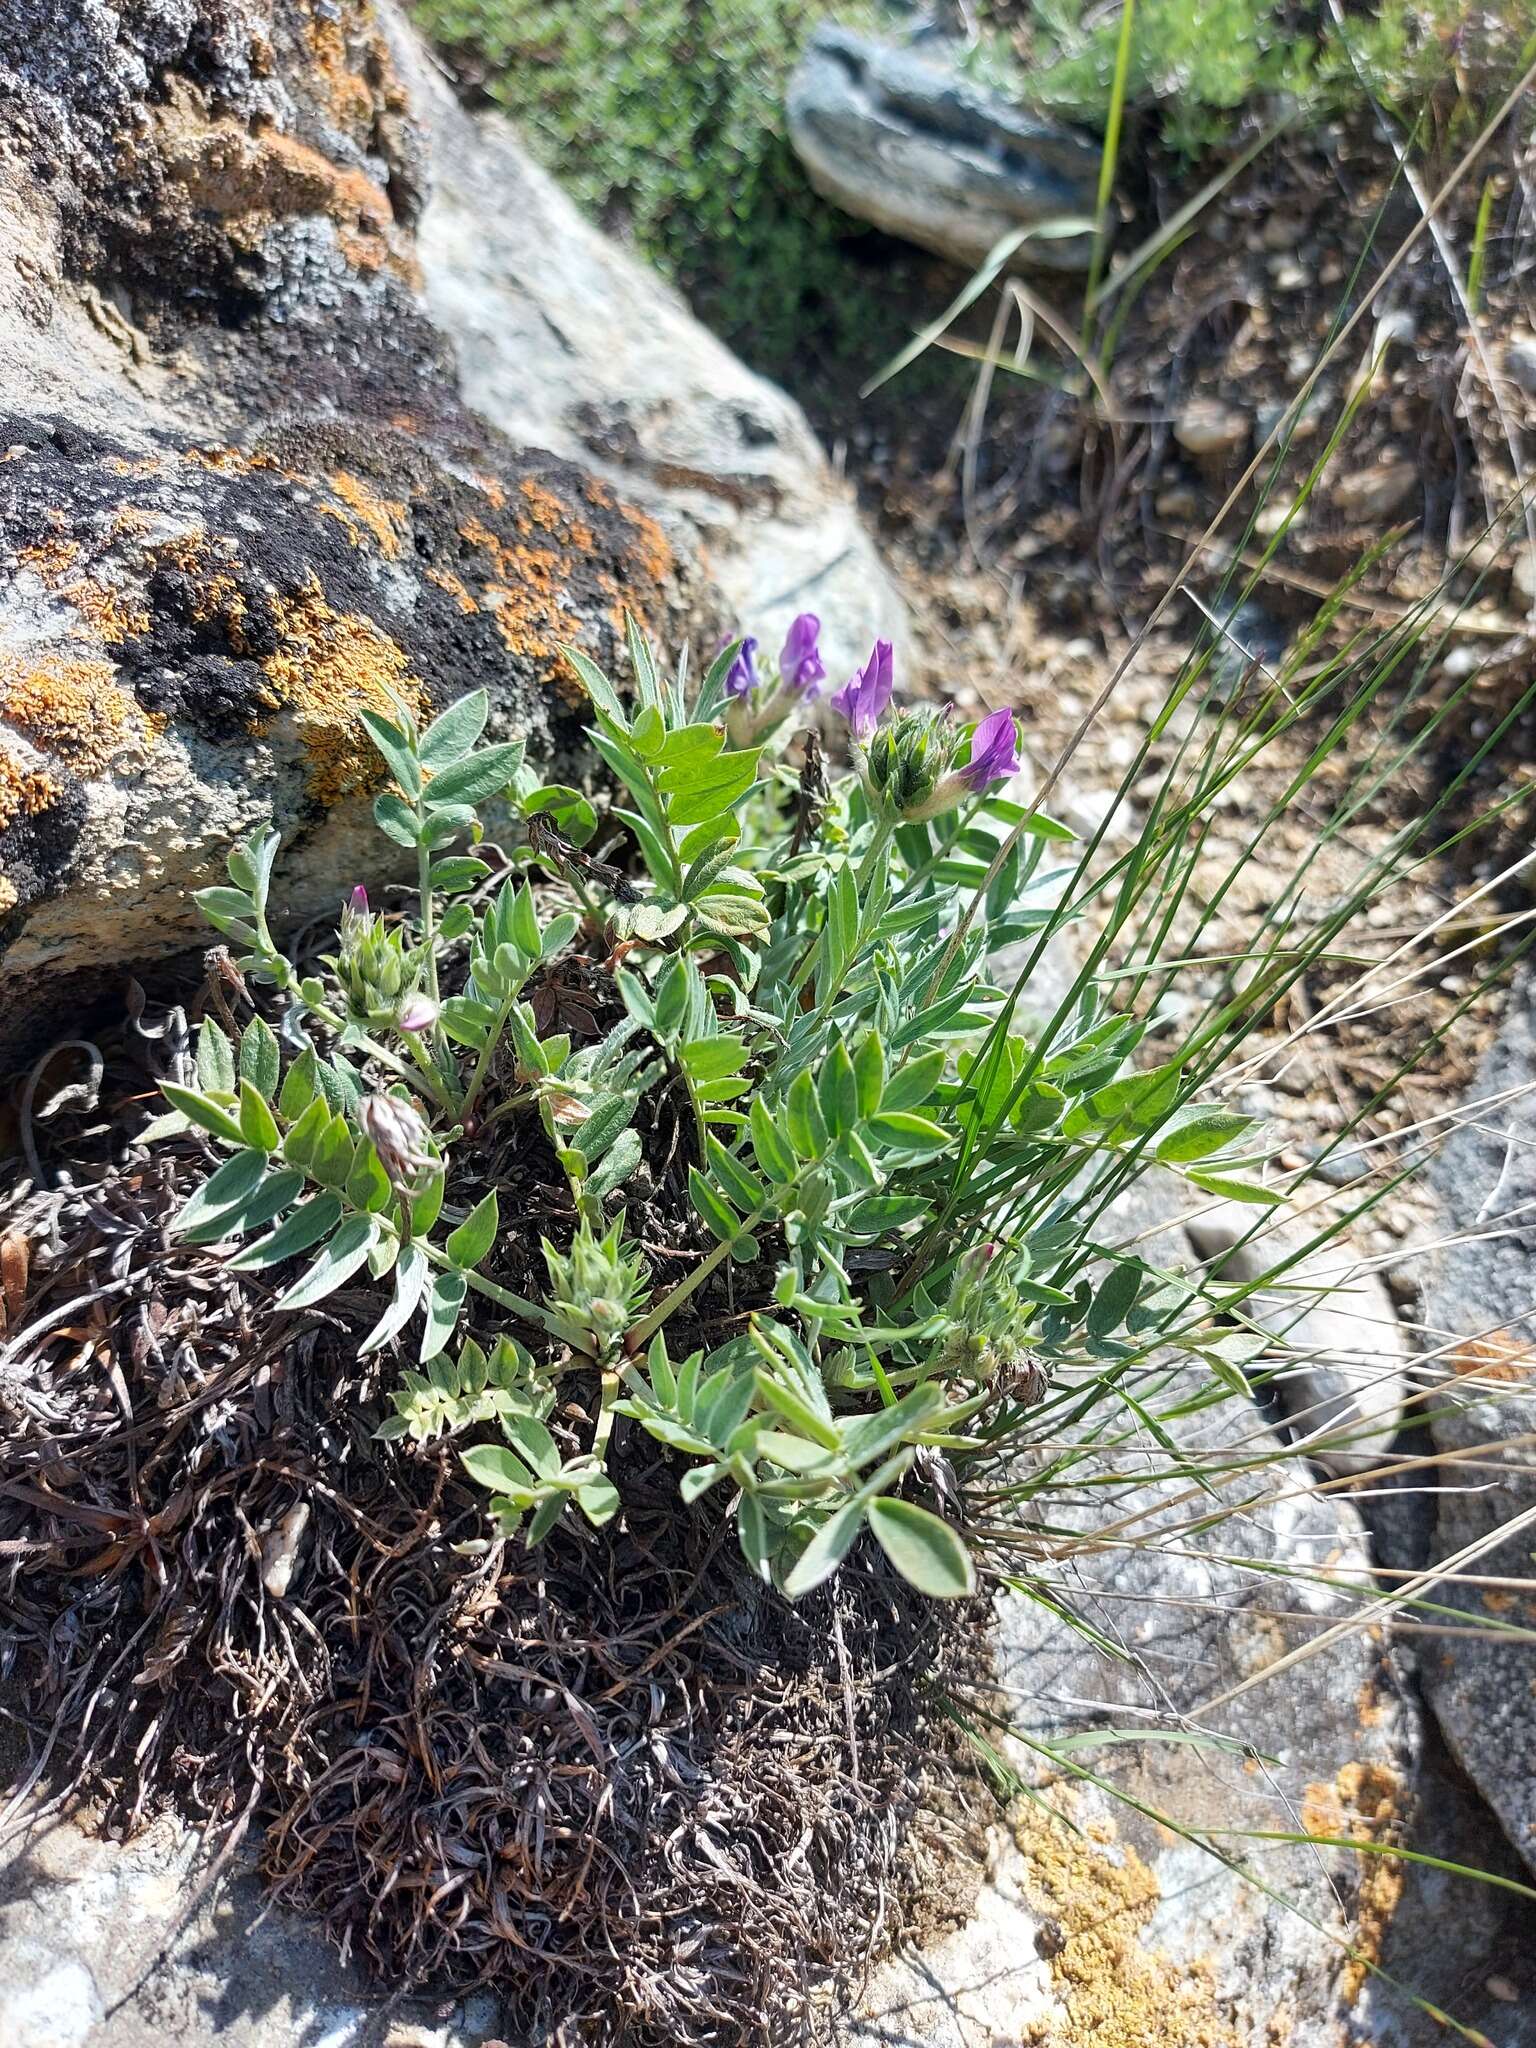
top-left (181, 445), bottom-right (284, 476)
top-left (1302, 1761), bottom-right (1404, 2004)
top-left (519, 477), bottom-right (595, 553)
top-left (18, 538), bottom-right (81, 581)
top-left (425, 567), bottom-right (478, 614)
top-left (253, 580), bottom-right (427, 805)
top-left (142, 74), bottom-right (417, 283)
top-left (0, 655), bottom-right (154, 775)
top-left (57, 576), bottom-right (152, 645)
top-left (1014, 1791), bottom-right (1239, 2048)
top-left (1451, 1330), bottom-right (1535, 1384)
top-left (0, 750), bottom-right (62, 834)
top-left (322, 471), bottom-right (408, 558)
top-left (298, 0), bottom-right (410, 143)
top-left (458, 514), bottom-right (569, 662)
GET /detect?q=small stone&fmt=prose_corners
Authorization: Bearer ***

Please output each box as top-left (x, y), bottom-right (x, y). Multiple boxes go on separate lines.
top-left (1154, 486), bottom-right (1198, 520)
top-left (1332, 459), bottom-right (1418, 523)
top-left (1174, 400), bottom-right (1249, 460)
top-left (1487, 1975), bottom-right (1520, 2003)
top-left (1502, 335), bottom-right (1536, 392)
top-left (1271, 259), bottom-right (1308, 290)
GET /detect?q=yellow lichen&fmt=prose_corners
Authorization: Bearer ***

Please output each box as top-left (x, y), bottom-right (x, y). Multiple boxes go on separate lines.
top-left (0, 655), bottom-right (154, 775)
top-left (253, 580), bottom-right (427, 805)
top-left (1301, 1761), bottom-right (1404, 2003)
top-left (0, 750), bottom-right (62, 834)
top-left (322, 471), bottom-right (408, 558)
top-left (425, 566), bottom-right (478, 614)
top-left (1014, 1790), bottom-right (1239, 2048)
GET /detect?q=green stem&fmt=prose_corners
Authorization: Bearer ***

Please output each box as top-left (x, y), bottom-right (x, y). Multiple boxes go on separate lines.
top-left (416, 829), bottom-right (440, 1008)
top-left (421, 1240), bottom-right (553, 1331)
top-left (296, 989), bottom-right (458, 1112)
top-left (459, 992), bottom-right (518, 1123)
top-left (628, 1195), bottom-right (773, 1349)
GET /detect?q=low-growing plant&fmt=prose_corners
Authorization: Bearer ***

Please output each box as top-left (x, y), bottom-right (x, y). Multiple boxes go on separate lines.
top-left (154, 616), bottom-right (1286, 1602)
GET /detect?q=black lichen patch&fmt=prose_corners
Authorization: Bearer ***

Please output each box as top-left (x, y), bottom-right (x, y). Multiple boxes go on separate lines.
top-left (0, 767), bottom-right (86, 920)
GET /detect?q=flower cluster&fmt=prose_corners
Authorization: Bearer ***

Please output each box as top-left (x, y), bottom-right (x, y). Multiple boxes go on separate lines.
top-left (331, 887), bottom-right (437, 1034)
top-left (830, 639), bottom-right (1019, 822)
top-left (725, 622), bottom-right (1020, 821)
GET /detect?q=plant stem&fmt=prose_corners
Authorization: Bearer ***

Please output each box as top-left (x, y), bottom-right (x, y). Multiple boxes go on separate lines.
top-left (420, 1240), bottom-right (554, 1331)
top-left (628, 1200), bottom-right (771, 1349)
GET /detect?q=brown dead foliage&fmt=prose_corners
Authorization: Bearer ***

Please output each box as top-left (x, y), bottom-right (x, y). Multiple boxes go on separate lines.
top-left (0, 1018), bottom-right (982, 2047)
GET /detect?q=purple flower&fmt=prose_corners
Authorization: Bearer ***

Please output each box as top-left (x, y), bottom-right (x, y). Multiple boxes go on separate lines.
top-left (395, 994), bottom-right (439, 1034)
top-left (349, 884), bottom-right (369, 913)
top-left (777, 613), bottom-right (825, 696)
top-left (831, 638), bottom-right (895, 740)
top-left (723, 635), bottom-right (760, 699)
top-left (959, 708), bottom-right (1020, 793)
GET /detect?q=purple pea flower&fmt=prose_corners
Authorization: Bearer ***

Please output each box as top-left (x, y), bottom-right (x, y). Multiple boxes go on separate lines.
top-left (777, 612), bottom-right (826, 696)
top-left (395, 993), bottom-right (440, 1034)
top-left (724, 635), bottom-right (760, 699)
top-left (959, 707), bottom-right (1020, 792)
top-left (831, 638), bottom-right (895, 740)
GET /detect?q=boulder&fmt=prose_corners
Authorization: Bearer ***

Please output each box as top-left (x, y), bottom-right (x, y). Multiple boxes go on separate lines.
top-left (851, 1180), bottom-right (1536, 2048)
top-left (1421, 978), bottom-right (1536, 1881)
top-left (786, 25), bottom-right (1099, 275)
top-left (384, 10), bottom-right (899, 680)
top-left (0, 0), bottom-right (899, 1065)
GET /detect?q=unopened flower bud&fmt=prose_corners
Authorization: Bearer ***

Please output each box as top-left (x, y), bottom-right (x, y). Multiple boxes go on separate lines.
top-left (359, 1092), bottom-right (436, 1191)
top-left (394, 993), bottom-right (439, 1034)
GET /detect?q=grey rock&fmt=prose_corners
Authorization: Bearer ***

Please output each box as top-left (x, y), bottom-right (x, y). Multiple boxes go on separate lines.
top-left (851, 1178), bottom-right (1535, 2047)
top-left (1185, 1197), bottom-right (1410, 1472)
top-left (786, 25), bottom-right (1099, 274)
top-left (0, 0), bottom-right (898, 1066)
top-left (0, 1804), bottom-right (505, 2048)
top-left (1421, 977), bottom-right (1536, 1881)
top-left (386, 8), bottom-right (903, 684)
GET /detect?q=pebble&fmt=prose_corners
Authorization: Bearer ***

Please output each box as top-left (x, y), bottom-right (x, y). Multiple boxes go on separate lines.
top-left (1331, 458), bottom-right (1418, 523)
top-left (1173, 399), bottom-right (1249, 460)
top-left (1502, 335), bottom-right (1536, 393)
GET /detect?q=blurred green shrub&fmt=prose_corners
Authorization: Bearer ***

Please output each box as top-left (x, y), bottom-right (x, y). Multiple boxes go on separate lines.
top-left (971, 0), bottom-right (1536, 159)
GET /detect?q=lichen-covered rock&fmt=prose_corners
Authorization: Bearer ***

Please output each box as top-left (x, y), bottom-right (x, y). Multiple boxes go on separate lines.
top-left (0, 0), bottom-right (897, 1062)
top-left (850, 1180), bottom-right (1536, 2048)
top-left (383, 5), bottom-right (903, 678)
top-left (1421, 978), bottom-right (1536, 1883)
